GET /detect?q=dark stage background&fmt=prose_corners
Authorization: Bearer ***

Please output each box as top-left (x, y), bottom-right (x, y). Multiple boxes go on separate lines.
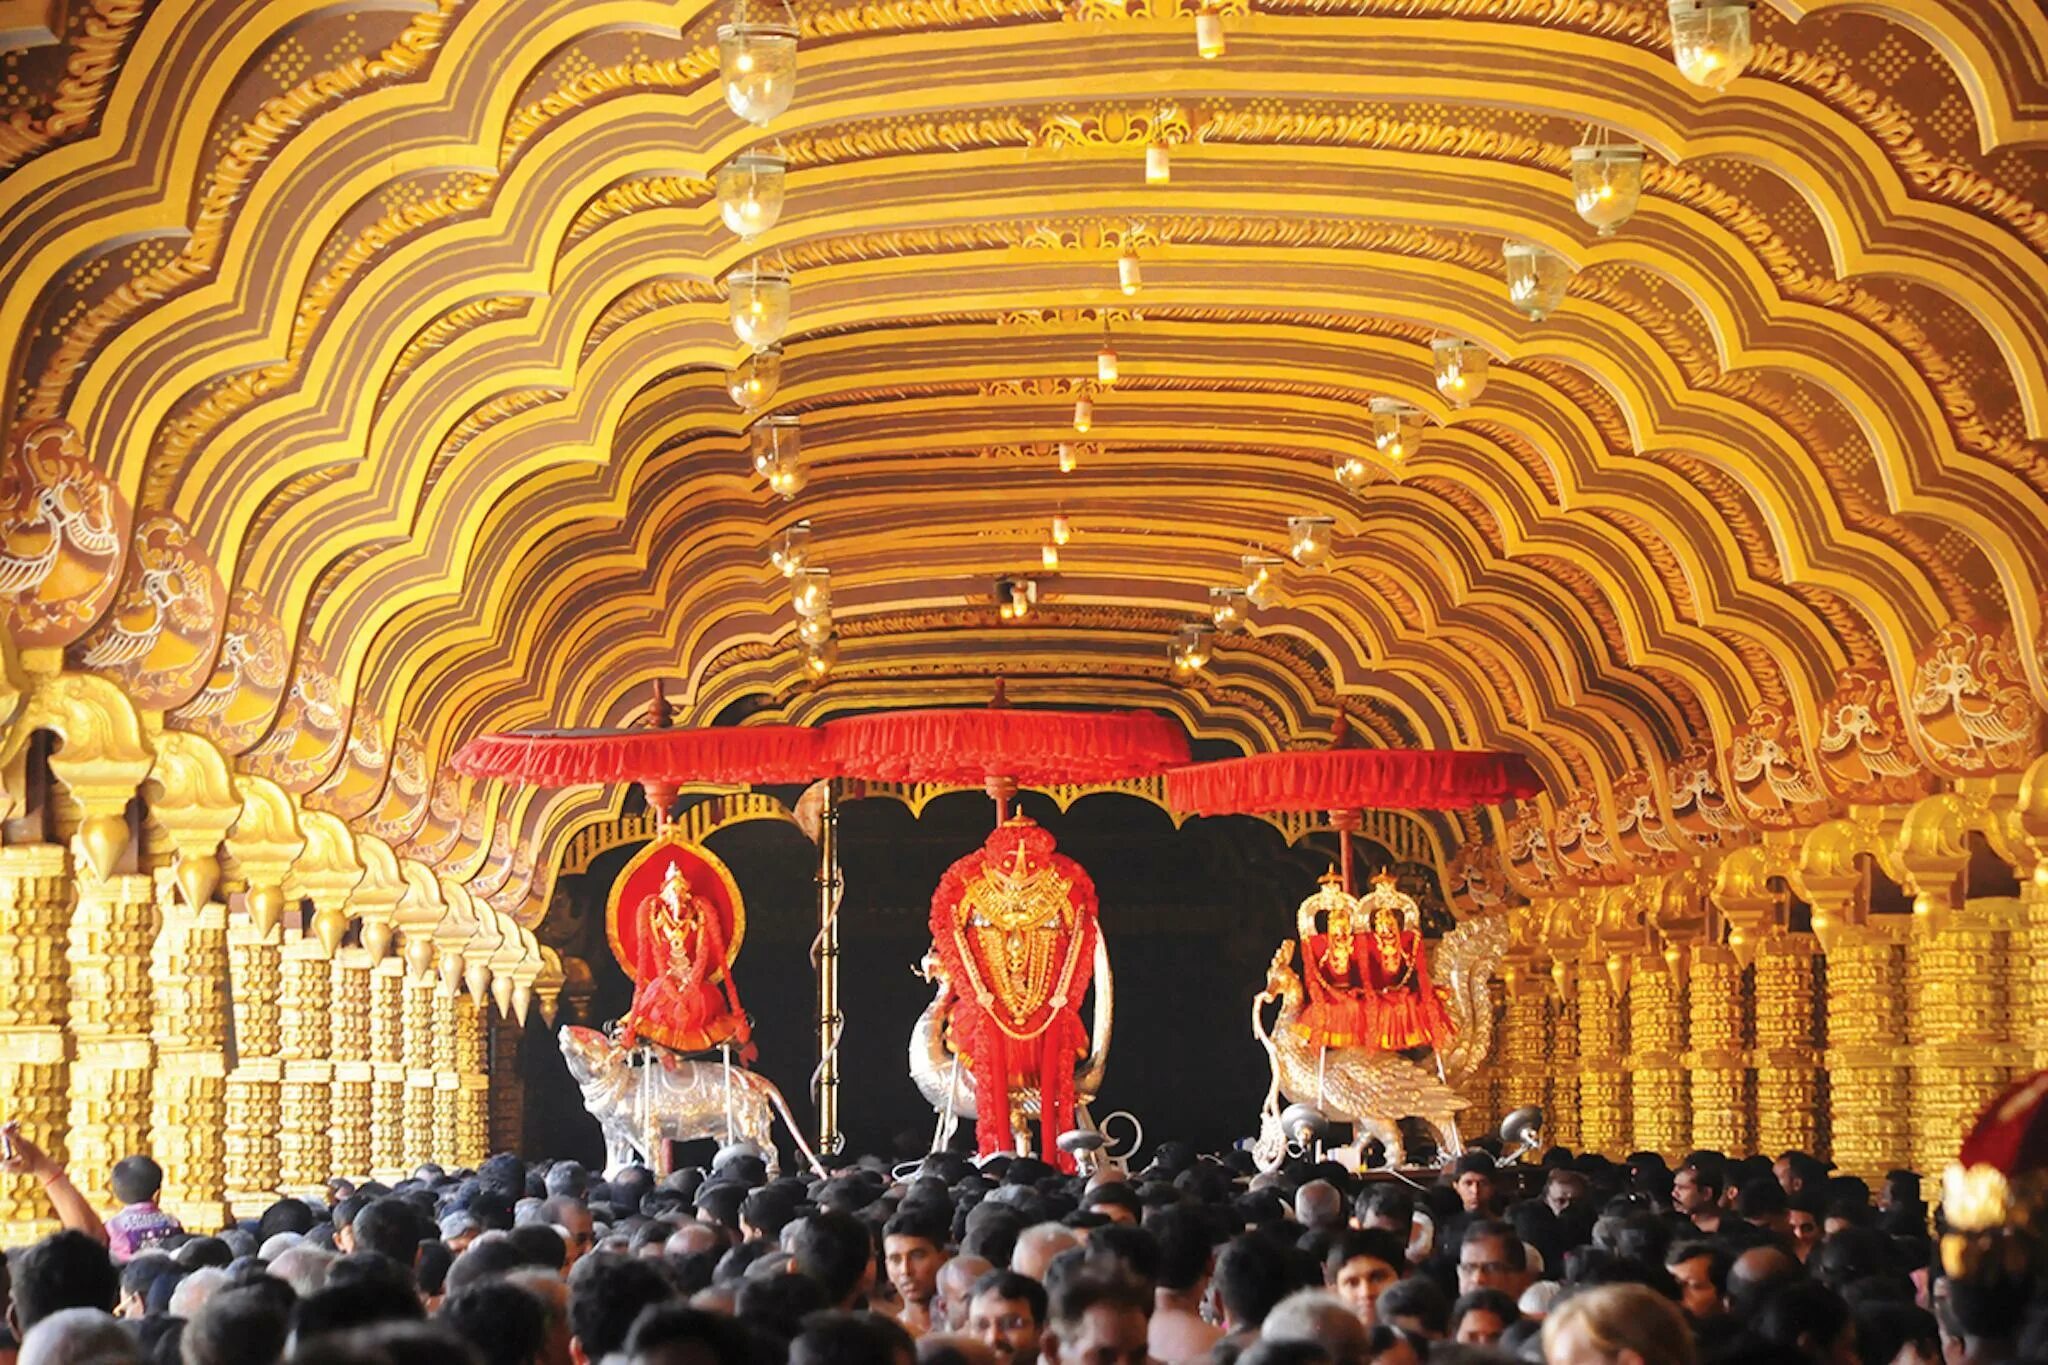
top-left (517, 791), bottom-right (1424, 1168)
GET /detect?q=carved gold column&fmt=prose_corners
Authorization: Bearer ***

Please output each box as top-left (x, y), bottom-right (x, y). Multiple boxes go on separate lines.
top-left (454, 992), bottom-right (490, 1167)
top-left (223, 780), bottom-right (300, 1211)
top-left (66, 860), bottom-right (156, 1207)
top-left (431, 985), bottom-right (460, 1161)
top-left (1754, 931), bottom-right (1821, 1157)
top-left (329, 949), bottom-right (373, 1180)
top-left (1627, 951), bottom-right (1686, 1160)
top-left (1906, 907), bottom-right (2012, 1176)
top-left (1500, 966), bottom-right (1549, 1123)
top-left (402, 964), bottom-right (437, 1168)
top-left (488, 1008), bottom-right (525, 1156)
top-left (1685, 944), bottom-right (1751, 1155)
top-left (0, 844), bottom-right (74, 1241)
top-left (370, 960), bottom-right (408, 1182)
top-left (1823, 923), bottom-right (1910, 1182)
top-left (279, 936), bottom-right (333, 1194)
top-left (1577, 964), bottom-right (1627, 1155)
top-left (1546, 960), bottom-right (1581, 1151)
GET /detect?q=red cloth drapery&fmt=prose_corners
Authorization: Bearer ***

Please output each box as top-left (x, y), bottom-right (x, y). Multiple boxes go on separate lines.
top-left (823, 708), bottom-right (1189, 785)
top-left (1166, 748), bottom-right (1543, 815)
top-left (449, 724), bottom-right (829, 787)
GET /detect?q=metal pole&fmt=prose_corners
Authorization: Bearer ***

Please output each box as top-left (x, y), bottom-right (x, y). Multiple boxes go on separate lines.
top-left (815, 779), bottom-right (843, 1155)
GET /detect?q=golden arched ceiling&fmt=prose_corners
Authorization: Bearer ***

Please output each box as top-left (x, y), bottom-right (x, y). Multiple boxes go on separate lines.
top-left (4, 0), bottom-right (2047, 921)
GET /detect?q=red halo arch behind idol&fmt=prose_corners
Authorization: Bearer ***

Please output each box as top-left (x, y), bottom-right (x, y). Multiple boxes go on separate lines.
top-left (606, 835), bottom-right (749, 1053)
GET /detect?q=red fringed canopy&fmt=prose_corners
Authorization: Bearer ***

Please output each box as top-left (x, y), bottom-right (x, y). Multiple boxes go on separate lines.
top-left (1960, 1070), bottom-right (2048, 1178)
top-left (822, 708), bottom-right (1190, 785)
top-left (1167, 748), bottom-right (1543, 815)
top-left (449, 724), bottom-right (830, 787)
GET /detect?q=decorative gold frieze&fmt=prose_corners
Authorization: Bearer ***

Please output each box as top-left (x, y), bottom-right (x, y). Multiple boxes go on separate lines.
top-left (1627, 956), bottom-right (1686, 1160)
top-left (1686, 945), bottom-right (1752, 1155)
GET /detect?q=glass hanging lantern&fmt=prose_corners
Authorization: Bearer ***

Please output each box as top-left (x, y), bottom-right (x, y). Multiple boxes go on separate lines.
top-left (1432, 337), bottom-right (1490, 408)
top-left (1117, 244), bottom-right (1142, 296)
top-left (750, 415), bottom-right (804, 499)
top-left (802, 633), bottom-right (838, 680)
top-left (728, 266), bottom-right (791, 350)
top-left (1041, 541), bottom-right (1060, 570)
top-left (1570, 143), bottom-right (1646, 237)
top-left (1242, 554), bottom-right (1284, 610)
top-left (1669, 0), bottom-right (1753, 90)
top-left (1051, 513), bottom-right (1072, 546)
top-left (998, 580), bottom-right (1035, 623)
top-left (1073, 395), bottom-right (1093, 433)
top-left (1369, 397), bottom-right (1424, 469)
top-left (1170, 623), bottom-right (1216, 678)
top-left (1097, 335), bottom-right (1119, 385)
top-left (1057, 442), bottom-right (1079, 473)
top-left (765, 462), bottom-right (805, 498)
top-left (791, 565), bottom-right (832, 619)
top-left (1146, 140), bottom-right (1171, 185)
top-left (770, 520), bottom-right (811, 578)
top-left (716, 150), bottom-right (787, 239)
top-left (1503, 241), bottom-right (1574, 321)
top-left (1334, 451), bottom-right (1373, 493)
top-left (1288, 516), bottom-right (1334, 569)
top-left (727, 344), bottom-right (783, 409)
top-left (1210, 586), bottom-right (1250, 633)
top-left (718, 2), bottom-right (799, 126)
top-left (1195, 4), bottom-right (1224, 59)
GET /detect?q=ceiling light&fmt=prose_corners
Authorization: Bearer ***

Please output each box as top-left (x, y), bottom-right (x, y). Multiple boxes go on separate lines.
top-left (997, 578), bottom-right (1036, 622)
top-left (1195, 4), bottom-right (1224, 58)
top-left (1146, 140), bottom-right (1170, 185)
top-left (718, 5), bottom-right (798, 125)
top-left (1210, 587), bottom-right (1250, 633)
top-left (1288, 516), bottom-right (1334, 569)
top-left (716, 150), bottom-right (787, 239)
top-left (750, 415), bottom-right (804, 498)
top-left (1242, 554), bottom-right (1284, 610)
top-left (1570, 143), bottom-right (1646, 237)
top-left (1041, 541), bottom-right (1060, 570)
top-left (1369, 397), bottom-right (1423, 470)
top-left (1170, 623), bottom-right (1216, 678)
top-left (1097, 334), bottom-right (1119, 385)
top-left (1503, 241), bottom-right (1574, 321)
top-left (1073, 395), bottom-right (1093, 433)
top-left (797, 613), bottom-right (834, 647)
top-left (728, 266), bottom-right (791, 350)
top-left (771, 521), bottom-right (811, 577)
top-left (1432, 337), bottom-right (1490, 408)
top-left (1058, 443), bottom-right (1079, 473)
top-left (1117, 244), bottom-right (1142, 296)
top-left (727, 344), bottom-right (783, 409)
top-left (792, 565), bottom-right (831, 619)
top-left (803, 634), bottom-right (838, 680)
top-left (1334, 452), bottom-right (1373, 493)
top-left (1669, 0), bottom-right (1753, 89)
top-left (1051, 513), bottom-right (1072, 546)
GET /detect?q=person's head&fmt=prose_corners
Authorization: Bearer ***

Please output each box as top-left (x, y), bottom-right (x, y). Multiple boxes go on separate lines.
top-left (350, 1201), bottom-right (426, 1273)
top-left (1774, 1154), bottom-right (1827, 1199)
top-left (268, 1244), bottom-right (336, 1299)
top-left (180, 1285), bottom-right (290, 1365)
top-left (1671, 1162), bottom-right (1722, 1219)
top-left (566, 1253), bottom-right (675, 1365)
top-left (1294, 1182), bottom-right (1345, 1234)
top-left (438, 1280), bottom-right (551, 1365)
top-left (1738, 1177), bottom-right (1790, 1235)
top-left (1447, 1288), bottom-right (1519, 1347)
top-left (1662, 1242), bottom-right (1727, 1322)
top-left (1140, 1206), bottom-right (1213, 1298)
top-left (505, 1224), bottom-right (567, 1274)
top-left (1726, 1245), bottom-right (1803, 1318)
top-left (1039, 1274), bottom-right (1149, 1365)
top-left (884, 1211), bottom-right (949, 1310)
top-left (111, 1156), bottom-right (165, 1208)
top-left (1321, 1230), bottom-right (1405, 1326)
top-left (1451, 1156), bottom-right (1496, 1216)
top-left (792, 1211), bottom-right (879, 1310)
top-left (620, 1303), bottom-right (751, 1365)
top-left (935, 1256), bottom-right (993, 1331)
top-left (119, 1254), bottom-right (170, 1320)
top-left (1457, 1220), bottom-right (1530, 1298)
top-left (1374, 1278), bottom-right (1449, 1340)
top-left (1261, 1290), bottom-right (1367, 1365)
top-left (1213, 1235), bottom-right (1288, 1334)
top-left (535, 1198), bottom-right (595, 1268)
top-left (1786, 1193), bottom-right (1824, 1262)
top-left (1752, 1278), bottom-right (1854, 1365)
top-left (168, 1268), bottom-right (232, 1321)
top-left (968, 1270), bottom-right (1047, 1365)
top-left (13, 1230), bottom-right (121, 1333)
top-left (1080, 1186), bottom-right (1139, 1228)
top-left (1852, 1303), bottom-right (1940, 1365)
top-left (543, 1164), bottom-right (591, 1202)
top-left (19, 1307), bottom-right (141, 1365)
top-left (789, 1313), bottom-right (916, 1365)
top-left (1544, 1172), bottom-right (1588, 1219)
top-left (1540, 1283), bottom-right (1695, 1365)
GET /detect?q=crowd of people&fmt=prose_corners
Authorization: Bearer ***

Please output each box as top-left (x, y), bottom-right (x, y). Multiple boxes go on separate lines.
top-left (0, 1116), bottom-right (2032, 1365)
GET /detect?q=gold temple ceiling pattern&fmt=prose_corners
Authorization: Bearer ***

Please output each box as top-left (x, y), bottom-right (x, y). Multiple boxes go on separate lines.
top-left (2, 0), bottom-right (2046, 923)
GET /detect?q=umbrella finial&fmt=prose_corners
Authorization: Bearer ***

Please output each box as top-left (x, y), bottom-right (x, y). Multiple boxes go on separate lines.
top-left (650, 681), bottom-right (673, 729)
top-left (1329, 713), bottom-right (1351, 747)
top-left (989, 677), bottom-right (1008, 709)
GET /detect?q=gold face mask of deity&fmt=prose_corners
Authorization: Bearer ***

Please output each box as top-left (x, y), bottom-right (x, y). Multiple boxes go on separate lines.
top-left (958, 840), bottom-right (1074, 1030)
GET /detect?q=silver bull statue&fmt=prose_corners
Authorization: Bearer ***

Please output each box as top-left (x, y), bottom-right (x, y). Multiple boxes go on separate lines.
top-left (557, 1025), bottom-right (824, 1179)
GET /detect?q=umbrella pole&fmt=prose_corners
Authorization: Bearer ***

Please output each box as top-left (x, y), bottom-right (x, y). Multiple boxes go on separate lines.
top-left (815, 779), bottom-right (843, 1155)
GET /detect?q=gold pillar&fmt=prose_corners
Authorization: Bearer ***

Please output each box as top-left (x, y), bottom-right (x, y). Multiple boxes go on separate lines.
top-left (278, 937), bottom-right (332, 1195)
top-left (454, 994), bottom-right (489, 1167)
top-left (1754, 931), bottom-right (1821, 1158)
top-left (147, 873), bottom-right (229, 1230)
top-left (431, 987), bottom-right (460, 1161)
top-left (1685, 944), bottom-right (1751, 1154)
top-left (1547, 967), bottom-right (1581, 1151)
top-left (1500, 969), bottom-right (1549, 1124)
top-left (1627, 953), bottom-right (1687, 1160)
top-left (1577, 966), bottom-right (1627, 1155)
top-left (1824, 924), bottom-right (1910, 1183)
top-left (488, 1009), bottom-right (525, 1156)
top-left (370, 960), bottom-right (408, 1182)
top-left (1907, 908), bottom-right (2013, 1176)
top-left (66, 865), bottom-right (157, 1202)
top-left (402, 973), bottom-right (436, 1168)
top-left (0, 844), bottom-right (73, 1241)
top-left (224, 913), bottom-right (283, 1212)
top-left (329, 950), bottom-right (373, 1180)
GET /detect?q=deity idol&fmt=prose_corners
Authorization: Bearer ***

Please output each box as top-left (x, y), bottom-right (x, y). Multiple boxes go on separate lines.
top-left (1291, 871), bottom-right (1452, 1053)
top-left (619, 861), bottom-right (753, 1058)
top-left (1295, 872), bottom-right (1375, 1048)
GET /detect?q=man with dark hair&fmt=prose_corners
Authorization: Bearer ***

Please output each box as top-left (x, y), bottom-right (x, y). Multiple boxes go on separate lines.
top-left (438, 1279), bottom-right (551, 1365)
top-left (1774, 1151), bottom-right (1827, 1198)
top-left (182, 1284), bottom-right (291, 1365)
top-left (1448, 1287), bottom-right (1520, 1346)
top-left (535, 1197), bottom-right (595, 1268)
top-left (11, 1230), bottom-right (120, 1334)
top-left (967, 1270), bottom-right (1046, 1365)
top-left (1664, 1240), bottom-right (1730, 1322)
top-left (1321, 1229), bottom-right (1406, 1327)
top-left (739, 1188), bottom-right (796, 1242)
top-left (792, 1211), bottom-right (878, 1310)
top-left (349, 1199), bottom-right (427, 1273)
top-left (1213, 1236), bottom-right (1288, 1343)
top-left (1786, 1190), bottom-right (1825, 1263)
top-left (1454, 1219), bottom-right (1530, 1300)
top-left (105, 1156), bottom-right (181, 1263)
top-left (292, 1262), bottom-right (428, 1342)
top-left (1440, 1155), bottom-right (1497, 1256)
top-left (1140, 1207), bottom-right (1219, 1362)
top-left (1081, 1185), bottom-right (1140, 1228)
top-left (1376, 1278), bottom-right (1450, 1340)
top-left (622, 1303), bottom-right (753, 1365)
top-left (1040, 1275), bottom-right (1148, 1365)
top-left (1672, 1157), bottom-right (1726, 1236)
top-left (884, 1210), bottom-right (950, 1335)
top-left (506, 1224), bottom-right (568, 1273)
top-left (790, 1313), bottom-right (916, 1365)
top-left (566, 1253), bottom-right (675, 1365)
top-left (1737, 1175), bottom-right (1791, 1239)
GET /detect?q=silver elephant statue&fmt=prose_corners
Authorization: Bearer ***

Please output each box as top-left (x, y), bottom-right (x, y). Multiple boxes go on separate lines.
top-left (557, 1025), bottom-right (823, 1179)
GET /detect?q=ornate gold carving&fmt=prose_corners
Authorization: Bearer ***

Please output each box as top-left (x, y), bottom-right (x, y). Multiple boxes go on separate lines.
top-left (564, 178), bottom-right (714, 249)
top-left (67, 513), bottom-right (225, 711)
top-left (1551, 791), bottom-right (1622, 885)
top-left (1685, 945), bottom-right (1752, 1156)
top-left (1824, 925), bottom-right (1909, 1181)
top-left (1753, 932), bottom-right (1819, 1156)
top-left (243, 639), bottom-right (351, 795)
top-left (306, 711), bottom-right (389, 821)
top-left (1668, 743), bottom-right (1744, 848)
top-left (1627, 955), bottom-right (1685, 1160)
top-left (1728, 702), bottom-right (1837, 830)
top-left (1816, 666), bottom-right (1930, 805)
top-left (0, 422), bottom-right (130, 649)
top-left (1911, 621), bottom-right (2041, 777)
top-left (170, 589), bottom-right (290, 755)
top-left (0, 0), bottom-right (147, 172)
top-left (1576, 968), bottom-right (1626, 1155)
top-left (1032, 103), bottom-right (1197, 152)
